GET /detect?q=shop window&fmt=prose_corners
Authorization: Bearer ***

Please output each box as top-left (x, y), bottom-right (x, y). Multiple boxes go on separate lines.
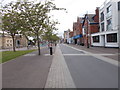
top-left (107, 33), bottom-right (117, 42)
top-left (93, 36), bottom-right (99, 42)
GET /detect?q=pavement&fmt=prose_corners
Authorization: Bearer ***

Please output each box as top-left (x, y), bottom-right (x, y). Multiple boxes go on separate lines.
top-left (2, 46), bottom-right (56, 88)
top-left (2, 44), bottom-right (119, 89)
top-left (68, 44), bottom-right (119, 61)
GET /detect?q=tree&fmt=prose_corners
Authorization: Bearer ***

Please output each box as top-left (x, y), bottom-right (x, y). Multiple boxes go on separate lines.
top-left (2, 0), bottom-right (65, 54)
top-left (2, 2), bottom-right (21, 52)
top-left (17, 1), bottom-right (64, 55)
top-left (42, 20), bottom-right (59, 42)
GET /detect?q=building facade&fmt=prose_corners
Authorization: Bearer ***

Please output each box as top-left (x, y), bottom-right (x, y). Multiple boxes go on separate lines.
top-left (91, 0), bottom-right (119, 47)
top-left (0, 34), bottom-right (13, 49)
top-left (73, 17), bottom-right (83, 45)
top-left (15, 35), bottom-right (28, 48)
top-left (69, 31), bottom-right (74, 44)
top-left (63, 29), bottom-right (71, 44)
top-left (0, 33), bottom-right (28, 49)
top-left (82, 7), bottom-right (99, 47)
top-left (118, 1), bottom-right (120, 48)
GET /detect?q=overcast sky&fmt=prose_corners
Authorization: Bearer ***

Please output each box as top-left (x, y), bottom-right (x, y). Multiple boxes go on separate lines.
top-left (1, 0), bottom-right (107, 36)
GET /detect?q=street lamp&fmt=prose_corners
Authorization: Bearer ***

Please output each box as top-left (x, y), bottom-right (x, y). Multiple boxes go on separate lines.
top-left (86, 14), bottom-right (89, 48)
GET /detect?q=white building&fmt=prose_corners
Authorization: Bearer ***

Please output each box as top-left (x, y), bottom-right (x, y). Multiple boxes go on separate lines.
top-left (91, 0), bottom-right (120, 48)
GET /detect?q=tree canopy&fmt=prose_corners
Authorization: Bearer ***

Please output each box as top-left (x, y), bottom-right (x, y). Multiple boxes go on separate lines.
top-left (2, 0), bottom-right (65, 54)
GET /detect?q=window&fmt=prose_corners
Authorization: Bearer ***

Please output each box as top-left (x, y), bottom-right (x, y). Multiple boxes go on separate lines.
top-left (101, 12), bottom-right (104, 21)
top-left (118, 1), bottom-right (120, 11)
top-left (107, 33), bottom-right (117, 42)
top-left (93, 36), bottom-right (99, 42)
top-left (10, 40), bottom-right (12, 43)
top-left (7, 40), bottom-right (9, 43)
top-left (101, 23), bottom-right (104, 31)
top-left (7, 44), bottom-right (9, 46)
top-left (107, 5), bottom-right (111, 13)
top-left (107, 18), bottom-right (112, 30)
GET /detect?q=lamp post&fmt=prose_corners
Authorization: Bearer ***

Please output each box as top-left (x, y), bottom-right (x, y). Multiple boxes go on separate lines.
top-left (86, 14), bottom-right (89, 48)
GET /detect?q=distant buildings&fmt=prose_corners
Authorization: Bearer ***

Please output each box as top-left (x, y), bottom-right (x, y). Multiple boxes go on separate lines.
top-left (73, 17), bottom-right (83, 45)
top-left (64, 0), bottom-right (119, 48)
top-left (0, 32), bottom-right (28, 49)
top-left (63, 29), bottom-right (71, 44)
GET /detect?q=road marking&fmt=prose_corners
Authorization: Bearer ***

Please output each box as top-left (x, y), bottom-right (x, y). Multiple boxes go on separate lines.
top-left (45, 45), bottom-right (76, 88)
top-left (24, 54), bottom-right (36, 56)
top-left (44, 54), bottom-right (54, 56)
top-left (63, 53), bottom-right (116, 56)
top-left (63, 44), bottom-right (118, 66)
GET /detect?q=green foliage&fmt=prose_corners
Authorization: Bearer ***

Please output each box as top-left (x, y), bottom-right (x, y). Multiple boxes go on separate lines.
top-left (2, 0), bottom-right (65, 54)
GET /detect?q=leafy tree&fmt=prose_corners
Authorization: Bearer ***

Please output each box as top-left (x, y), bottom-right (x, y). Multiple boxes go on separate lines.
top-left (42, 20), bottom-right (59, 42)
top-left (2, 2), bottom-right (21, 52)
top-left (17, 1), bottom-right (64, 55)
top-left (2, 0), bottom-right (65, 54)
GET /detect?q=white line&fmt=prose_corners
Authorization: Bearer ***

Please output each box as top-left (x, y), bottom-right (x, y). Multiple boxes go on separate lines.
top-left (63, 44), bottom-right (118, 66)
top-left (44, 54), bottom-right (54, 56)
top-left (63, 54), bottom-right (116, 56)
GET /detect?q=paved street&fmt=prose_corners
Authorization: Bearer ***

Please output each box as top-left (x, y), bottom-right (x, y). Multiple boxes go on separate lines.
top-left (2, 44), bottom-right (118, 88)
top-left (2, 47), bottom-right (56, 88)
top-left (45, 44), bottom-right (118, 88)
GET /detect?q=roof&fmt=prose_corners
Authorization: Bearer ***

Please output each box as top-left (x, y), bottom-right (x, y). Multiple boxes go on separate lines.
top-left (82, 14), bottom-right (99, 26)
top-left (87, 14), bottom-right (95, 23)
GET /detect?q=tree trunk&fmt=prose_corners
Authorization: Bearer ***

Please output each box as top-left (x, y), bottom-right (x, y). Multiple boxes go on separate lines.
top-left (37, 34), bottom-right (40, 55)
top-left (12, 35), bottom-right (16, 52)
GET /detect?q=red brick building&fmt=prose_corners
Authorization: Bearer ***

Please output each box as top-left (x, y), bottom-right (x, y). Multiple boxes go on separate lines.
top-left (69, 31), bottom-right (73, 38)
top-left (73, 17), bottom-right (84, 44)
top-left (82, 7), bottom-right (99, 47)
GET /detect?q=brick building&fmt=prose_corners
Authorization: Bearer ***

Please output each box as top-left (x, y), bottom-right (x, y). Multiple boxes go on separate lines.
top-left (73, 17), bottom-right (84, 45)
top-left (82, 7), bottom-right (99, 47)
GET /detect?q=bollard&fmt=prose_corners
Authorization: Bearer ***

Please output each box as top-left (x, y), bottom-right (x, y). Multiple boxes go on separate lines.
top-left (50, 47), bottom-right (53, 55)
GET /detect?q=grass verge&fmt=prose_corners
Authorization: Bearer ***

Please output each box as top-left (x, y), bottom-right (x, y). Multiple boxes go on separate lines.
top-left (0, 49), bottom-right (36, 63)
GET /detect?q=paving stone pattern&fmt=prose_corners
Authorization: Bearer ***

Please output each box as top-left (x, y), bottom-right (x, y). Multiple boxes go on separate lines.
top-left (45, 45), bottom-right (76, 88)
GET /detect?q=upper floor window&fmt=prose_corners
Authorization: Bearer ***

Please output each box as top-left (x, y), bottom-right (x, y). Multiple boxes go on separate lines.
top-left (7, 40), bottom-right (9, 43)
top-left (101, 23), bottom-right (104, 31)
top-left (107, 5), bottom-right (111, 13)
top-left (100, 12), bottom-right (104, 22)
top-left (107, 18), bottom-right (112, 30)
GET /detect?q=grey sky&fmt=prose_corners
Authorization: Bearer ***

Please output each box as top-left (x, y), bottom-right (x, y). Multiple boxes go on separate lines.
top-left (1, 0), bottom-right (107, 36)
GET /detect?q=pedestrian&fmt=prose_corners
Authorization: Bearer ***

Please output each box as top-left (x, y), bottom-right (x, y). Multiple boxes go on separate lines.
top-left (55, 43), bottom-right (57, 46)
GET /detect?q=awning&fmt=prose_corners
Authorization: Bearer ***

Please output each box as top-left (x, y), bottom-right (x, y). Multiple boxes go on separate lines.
top-left (72, 34), bottom-right (82, 39)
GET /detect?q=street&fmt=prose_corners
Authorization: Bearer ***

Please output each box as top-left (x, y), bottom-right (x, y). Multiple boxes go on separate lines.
top-left (59, 44), bottom-right (118, 88)
top-left (2, 44), bottom-right (118, 88)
